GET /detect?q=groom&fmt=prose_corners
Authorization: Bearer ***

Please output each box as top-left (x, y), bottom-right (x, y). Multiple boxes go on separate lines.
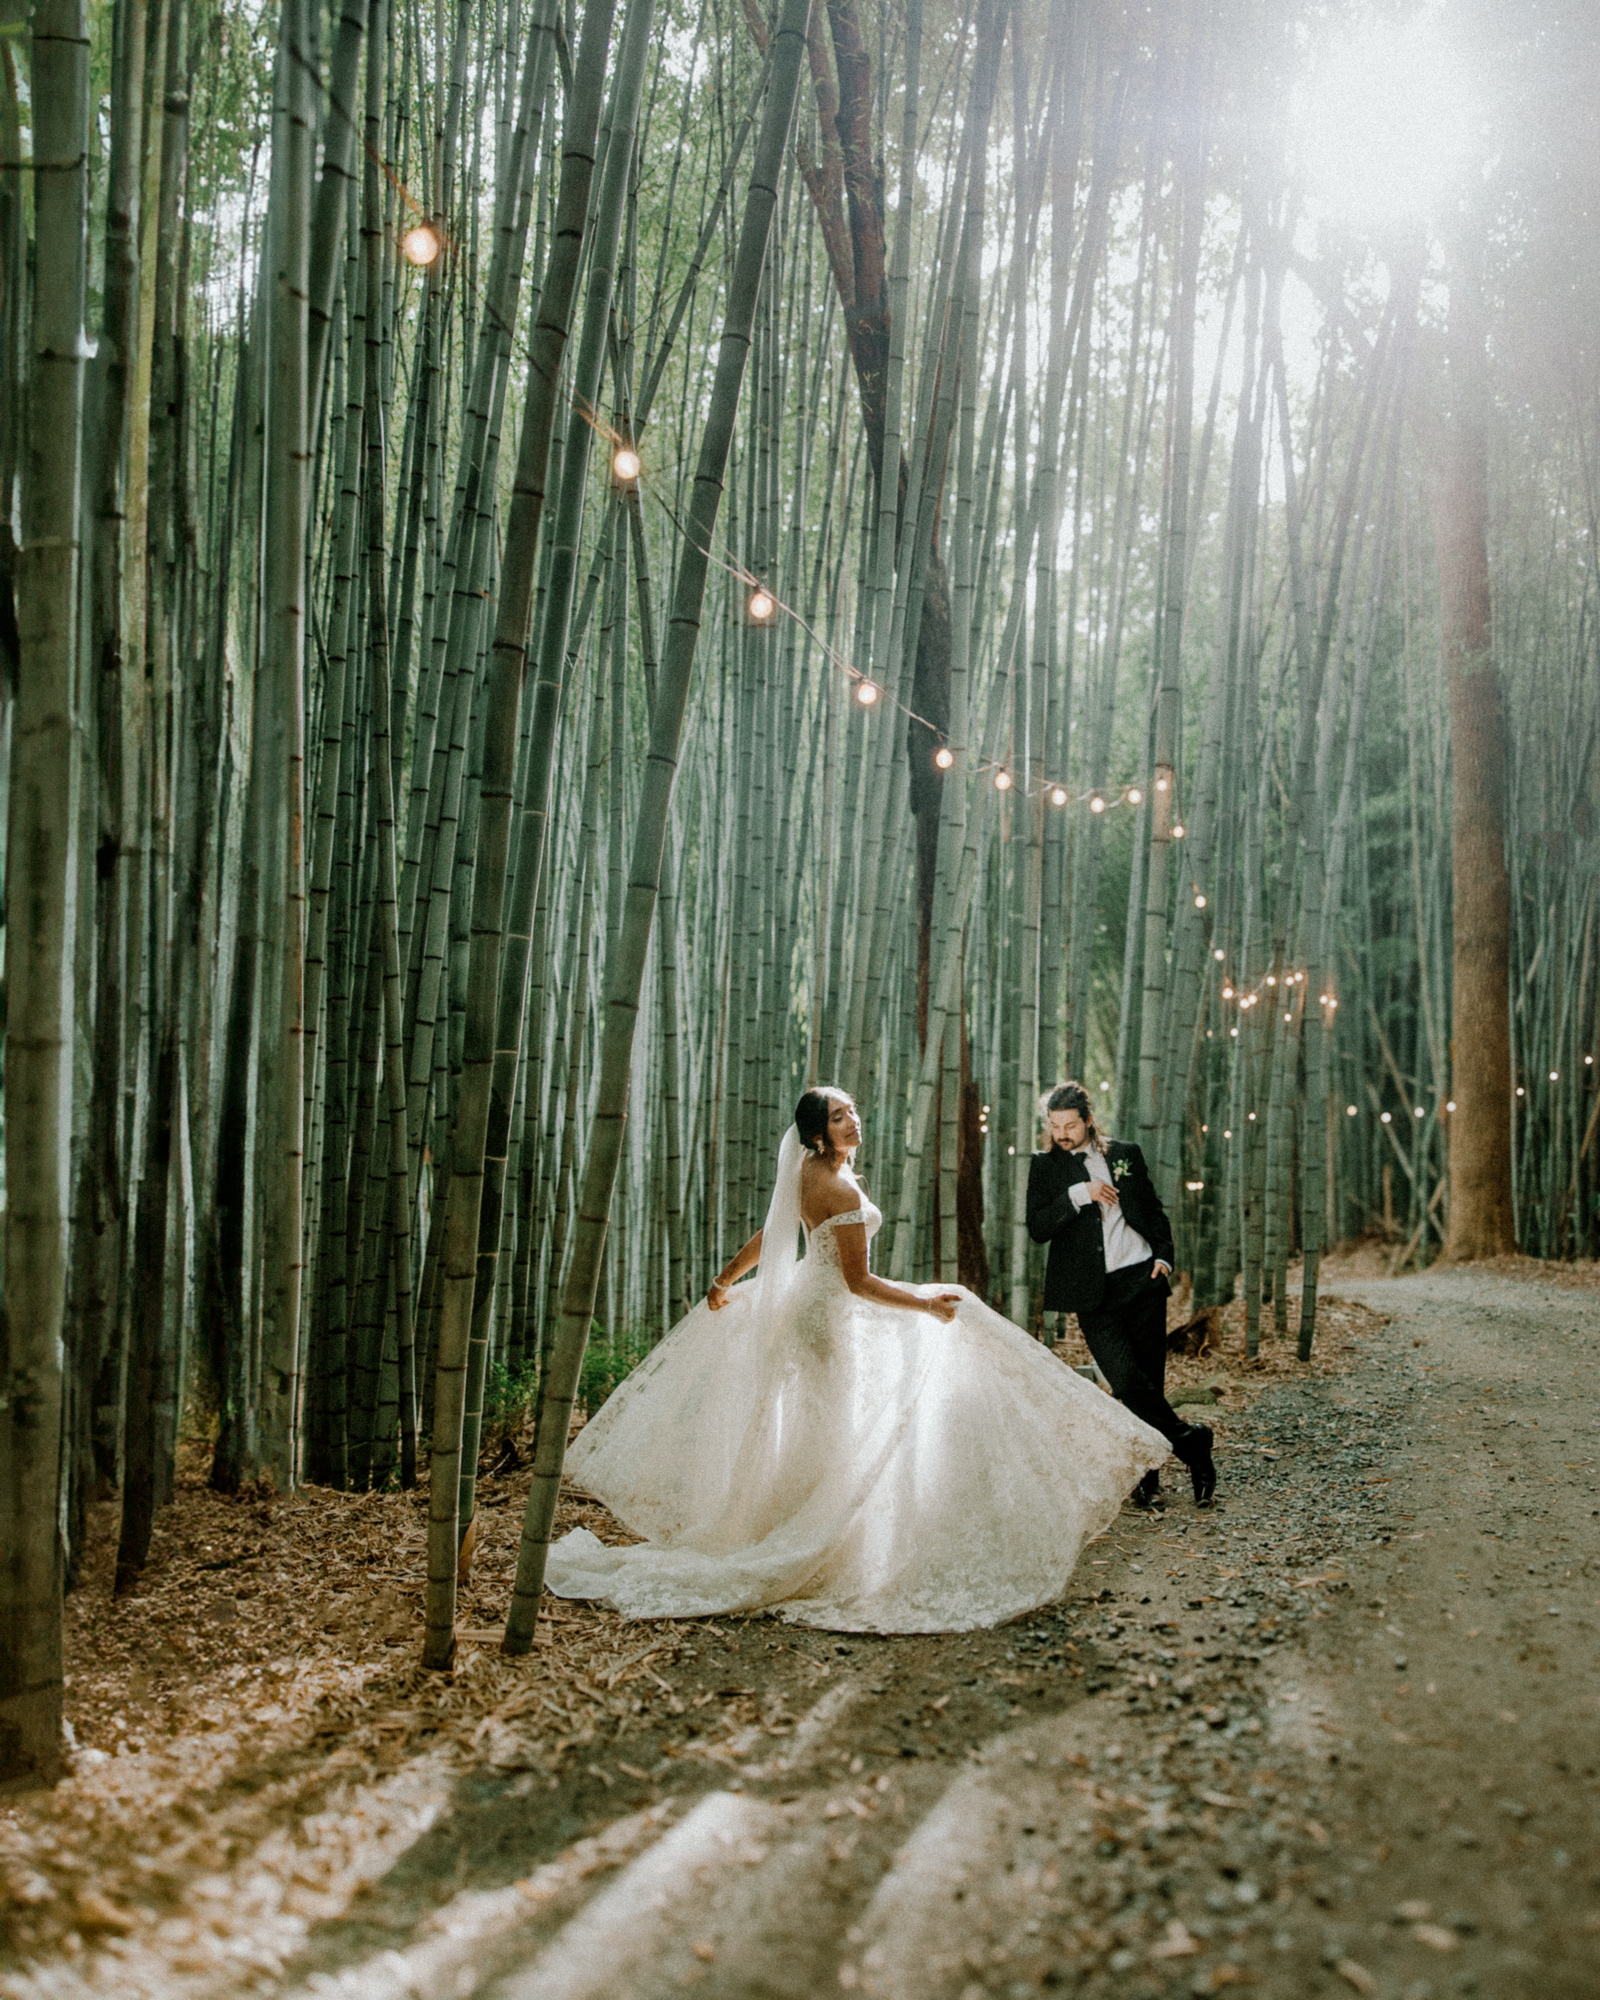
top-left (1026, 1082), bottom-right (1217, 1508)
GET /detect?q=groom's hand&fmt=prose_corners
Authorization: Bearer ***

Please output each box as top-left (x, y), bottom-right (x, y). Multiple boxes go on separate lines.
top-left (1151, 1261), bottom-right (1171, 1281)
top-left (1087, 1180), bottom-right (1119, 1210)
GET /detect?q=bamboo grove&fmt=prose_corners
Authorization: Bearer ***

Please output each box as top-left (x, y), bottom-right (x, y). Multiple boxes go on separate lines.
top-left (2, 0), bottom-right (1597, 1783)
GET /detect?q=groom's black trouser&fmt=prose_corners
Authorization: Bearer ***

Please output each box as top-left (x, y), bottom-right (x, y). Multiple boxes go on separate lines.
top-left (1076, 1258), bottom-right (1200, 1460)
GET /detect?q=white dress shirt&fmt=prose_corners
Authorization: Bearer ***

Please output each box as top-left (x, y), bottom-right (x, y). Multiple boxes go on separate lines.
top-left (1066, 1145), bottom-right (1162, 1274)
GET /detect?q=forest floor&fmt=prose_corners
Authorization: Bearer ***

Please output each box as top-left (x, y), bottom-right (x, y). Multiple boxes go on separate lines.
top-left (3, 1265), bottom-right (1598, 2000)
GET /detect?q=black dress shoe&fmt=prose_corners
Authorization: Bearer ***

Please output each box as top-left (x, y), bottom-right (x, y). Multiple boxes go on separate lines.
top-left (1184, 1425), bottom-right (1216, 1506)
top-left (1131, 1470), bottom-right (1164, 1511)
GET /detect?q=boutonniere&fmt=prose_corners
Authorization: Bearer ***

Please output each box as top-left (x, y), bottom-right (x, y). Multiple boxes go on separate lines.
top-left (1111, 1156), bottom-right (1131, 1184)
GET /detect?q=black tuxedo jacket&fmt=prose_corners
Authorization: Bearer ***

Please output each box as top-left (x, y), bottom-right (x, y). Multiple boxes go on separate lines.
top-left (1026, 1139), bottom-right (1175, 1314)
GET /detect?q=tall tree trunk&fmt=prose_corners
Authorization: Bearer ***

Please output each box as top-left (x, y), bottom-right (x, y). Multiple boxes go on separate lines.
top-left (1432, 263), bottom-right (1516, 1260)
top-left (0, 0), bottom-right (88, 1794)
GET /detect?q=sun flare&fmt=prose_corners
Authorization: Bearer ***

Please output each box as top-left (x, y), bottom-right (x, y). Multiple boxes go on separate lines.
top-left (1294, 8), bottom-right (1484, 230)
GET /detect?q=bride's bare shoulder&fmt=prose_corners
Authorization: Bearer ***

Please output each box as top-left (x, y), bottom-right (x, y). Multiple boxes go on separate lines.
top-left (799, 1158), bottom-right (861, 1229)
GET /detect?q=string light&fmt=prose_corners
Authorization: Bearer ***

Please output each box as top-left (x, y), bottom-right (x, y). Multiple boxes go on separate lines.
top-left (1222, 985), bottom-right (1234, 998)
top-left (1128, 787), bottom-right (1142, 804)
top-left (1247, 1111), bottom-right (1257, 1121)
top-left (1156, 778), bottom-right (1169, 791)
top-left (1051, 786), bottom-right (1068, 806)
top-left (994, 769), bottom-right (1012, 790)
top-left (934, 745), bottom-right (955, 770)
top-left (1214, 949), bottom-right (1225, 961)
top-left (1516, 1086), bottom-right (1525, 1097)
top-left (1549, 1069), bottom-right (1559, 1081)
top-left (1447, 1099), bottom-right (1456, 1111)
top-left (854, 677), bottom-right (878, 705)
top-left (1283, 1012), bottom-right (1292, 1022)
top-left (1186, 1180), bottom-right (1205, 1191)
top-left (1090, 795), bottom-right (1106, 813)
top-left (1099, 1081), bottom-right (1112, 1092)
top-left (748, 587), bottom-right (777, 625)
top-left (1587, 1056), bottom-right (1595, 1066)
top-left (1194, 894), bottom-right (1207, 908)
top-left (1381, 1111), bottom-right (1392, 1123)
top-left (612, 445), bottom-right (641, 484)
top-left (1414, 1106), bottom-right (1425, 1118)
top-left (401, 221), bottom-right (442, 266)
top-left (1346, 1105), bottom-right (1358, 1116)
top-left (1172, 822), bottom-right (1186, 839)
top-left (1266, 976), bottom-right (1277, 987)
top-left (1223, 1128), bottom-right (1232, 1139)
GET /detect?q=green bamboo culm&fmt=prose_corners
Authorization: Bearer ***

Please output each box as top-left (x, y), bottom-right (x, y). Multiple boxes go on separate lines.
top-left (0, 0), bottom-right (89, 1795)
top-left (501, 0), bottom-right (813, 1657)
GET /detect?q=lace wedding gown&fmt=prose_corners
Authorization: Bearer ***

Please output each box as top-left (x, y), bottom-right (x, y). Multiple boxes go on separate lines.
top-left (544, 1170), bottom-right (1168, 1634)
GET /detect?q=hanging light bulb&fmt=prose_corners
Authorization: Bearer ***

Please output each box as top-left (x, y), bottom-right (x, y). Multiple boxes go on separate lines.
top-left (934, 745), bottom-right (955, 770)
top-left (1156, 777), bottom-right (1169, 791)
top-left (1222, 985), bottom-right (1234, 998)
top-left (402, 221), bottom-right (443, 266)
top-left (1346, 1104), bottom-right (1358, 1117)
top-left (1050, 786), bottom-right (1067, 806)
top-left (747, 587), bottom-right (777, 625)
top-left (1447, 1099), bottom-right (1456, 1111)
top-left (1127, 787), bottom-right (1142, 804)
top-left (612, 445), bottom-right (642, 484)
top-left (1194, 893), bottom-right (1207, 908)
top-left (1214, 949), bottom-right (1225, 961)
top-left (1550, 1069), bottom-right (1560, 1081)
top-left (994, 769), bottom-right (1012, 790)
top-left (1089, 794), bottom-right (1106, 813)
top-left (855, 677), bottom-right (878, 705)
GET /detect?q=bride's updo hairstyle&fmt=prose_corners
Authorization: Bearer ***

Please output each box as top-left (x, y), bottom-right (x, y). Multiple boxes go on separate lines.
top-left (1044, 1080), bottom-right (1102, 1146)
top-left (795, 1085), bottom-right (849, 1160)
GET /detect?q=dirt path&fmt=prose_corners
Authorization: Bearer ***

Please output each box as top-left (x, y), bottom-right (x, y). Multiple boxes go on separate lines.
top-left (3, 1274), bottom-right (1596, 1999)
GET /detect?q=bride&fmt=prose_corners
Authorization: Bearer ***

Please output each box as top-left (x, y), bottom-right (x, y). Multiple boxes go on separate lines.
top-left (544, 1087), bottom-right (1169, 1633)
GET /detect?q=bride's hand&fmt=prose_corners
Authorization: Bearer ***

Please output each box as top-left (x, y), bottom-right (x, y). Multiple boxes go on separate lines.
top-left (926, 1291), bottom-right (962, 1323)
top-left (707, 1279), bottom-right (730, 1311)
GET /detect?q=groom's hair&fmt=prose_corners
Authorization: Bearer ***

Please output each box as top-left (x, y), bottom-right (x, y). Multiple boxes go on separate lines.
top-left (1043, 1081), bottom-right (1103, 1143)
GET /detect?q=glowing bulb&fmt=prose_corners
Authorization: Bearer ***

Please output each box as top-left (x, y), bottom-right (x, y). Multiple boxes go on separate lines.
top-left (1587, 1055), bottom-right (1594, 1066)
top-left (855, 678), bottom-right (878, 705)
top-left (1214, 949), bottom-right (1225, 961)
top-left (1127, 787), bottom-right (1142, 804)
top-left (1284, 1012), bottom-right (1292, 1022)
top-left (1381, 1112), bottom-right (1392, 1123)
top-left (402, 221), bottom-right (442, 266)
top-left (1414, 1107), bottom-right (1425, 1118)
top-left (748, 588), bottom-right (776, 623)
top-left (1223, 1129), bottom-right (1232, 1139)
top-left (1346, 1105), bottom-right (1358, 1117)
top-left (1194, 894), bottom-right (1206, 909)
top-left (1172, 822), bottom-right (1185, 839)
top-left (1099, 1081), bottom-right (1111, 1092)
top-left (1222, 986), bottom-right (1234, 998)
top-left (1516, 1086), bottom-right (1525, 1097)
top-left (1089, 795), bottom-right (1106, 814)
top-left (1328, 997), bottom-right (1338, 1009)
top-left (1267, 976), bottom-right (1277, 987)
top-left (612, 446), bottom-right (641, 483)
top-left (1247, 1112), bottom-right (1257, 1122)
top-left (994, 770), bottom-right (1011, 790)
top-left (1156, 778), bottom-right (1168, 791)
top-left (934, 745), bottom-right (954, 770)
top-left (1230, 1027), bottom-right (1239, 1037)
top-left (1549, 1070), bottom-right (1559, 1081)
top-left (1186, 1180), bottom-right (1205, 1191)
top-left (1051, 786), bottom-right (1067, 806)
top-left (1447, 1100), bottom-right (1456, 1111)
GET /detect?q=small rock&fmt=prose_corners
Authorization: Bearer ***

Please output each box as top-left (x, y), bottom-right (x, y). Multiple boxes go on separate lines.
top-left (1413, 1924), bottom-right (1458, 1952)
top-left (1336, 1959), bottom-right (1377, 1995)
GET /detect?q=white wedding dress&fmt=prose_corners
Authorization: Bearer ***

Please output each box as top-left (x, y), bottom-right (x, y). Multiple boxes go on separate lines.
top-left (544, 1130), bottom-right (1168, 1634)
